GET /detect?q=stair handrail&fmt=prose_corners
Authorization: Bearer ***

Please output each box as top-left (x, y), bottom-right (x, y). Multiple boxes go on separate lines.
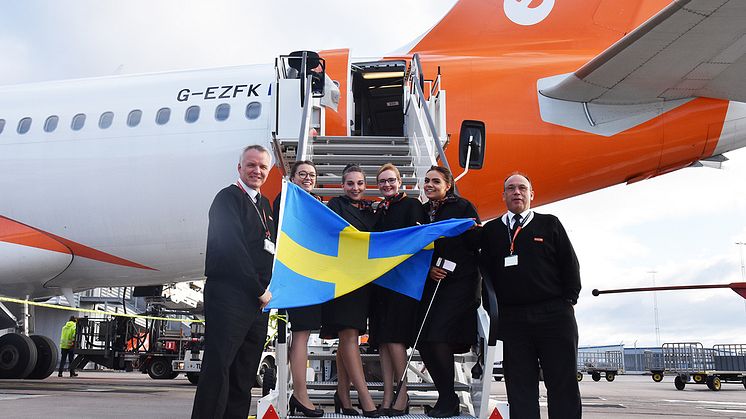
top-left (296, 74), bottom-right (314, 161)
top-left (409, 53), bottom-right (451, 173)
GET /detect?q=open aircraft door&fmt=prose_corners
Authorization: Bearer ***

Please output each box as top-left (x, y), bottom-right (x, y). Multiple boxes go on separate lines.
top-left (319, 49), bottom-right (350, 136)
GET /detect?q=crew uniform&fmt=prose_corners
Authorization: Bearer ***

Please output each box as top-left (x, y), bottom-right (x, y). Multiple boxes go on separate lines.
top-left (321, 195), bottom-right (376, 337)
top-left (192, 181), bottom-right (275, 419)
top-left (480, 210), bottom-right (581, 419)
top-left (369, 193), bottom-right (425, 347)
top-left (273, 192), bottom-right (323, 332)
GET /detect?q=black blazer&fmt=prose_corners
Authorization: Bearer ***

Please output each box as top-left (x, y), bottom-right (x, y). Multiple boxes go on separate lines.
top-left (204, 184), bottom-right (276, 298)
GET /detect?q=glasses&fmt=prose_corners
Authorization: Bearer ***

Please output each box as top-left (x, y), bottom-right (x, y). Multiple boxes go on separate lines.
top-left (296, 171), bottom-right (316, 179)
top-left (377, 178), bottom-right (398, 186)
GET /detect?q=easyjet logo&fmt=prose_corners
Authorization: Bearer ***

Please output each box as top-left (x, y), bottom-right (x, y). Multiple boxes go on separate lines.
top-left (504, 0), bottom-right (555, 26)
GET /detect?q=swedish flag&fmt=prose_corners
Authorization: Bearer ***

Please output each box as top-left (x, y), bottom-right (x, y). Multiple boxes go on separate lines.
top-left (266, 182), bottom-right (475, 309)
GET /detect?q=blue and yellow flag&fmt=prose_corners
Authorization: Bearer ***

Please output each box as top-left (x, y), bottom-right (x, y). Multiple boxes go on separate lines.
top-left (266, 182), bottom-right (475, 309)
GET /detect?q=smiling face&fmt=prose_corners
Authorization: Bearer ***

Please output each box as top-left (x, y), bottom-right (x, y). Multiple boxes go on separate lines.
top-left (291, 163), bottom-right (316, 192)
top-left (424, 169), bottom-right (451, 201)
top-left (377, 169), bottom-right (401, 198)
top-left (503, 174), bottom-right (534, 214)
top-left (237, 148), bottom-right (271, 191)
top-left (343, 171), bottom-right (366, 201)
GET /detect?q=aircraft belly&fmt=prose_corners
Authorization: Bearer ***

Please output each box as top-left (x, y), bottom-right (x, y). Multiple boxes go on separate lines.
top-left (713, 101), bottom-right (746, 156)
top-left (0, 241), bottom-right (72, 297)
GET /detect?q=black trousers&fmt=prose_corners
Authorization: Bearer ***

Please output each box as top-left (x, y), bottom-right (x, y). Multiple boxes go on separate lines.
top-left (58, 348), bottom-right (75, 374)
top-left (191, 281), bottom-right (269, 419)
top-left (500, 300), bottom-right (581, 419)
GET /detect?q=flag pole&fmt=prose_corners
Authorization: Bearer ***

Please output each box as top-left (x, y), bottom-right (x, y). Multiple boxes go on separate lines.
top-left (390, 275), bottom-right (444, 410)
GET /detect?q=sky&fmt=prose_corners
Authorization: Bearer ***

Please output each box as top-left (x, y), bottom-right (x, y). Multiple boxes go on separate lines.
top-left (1, 0), bottom-right (744, 348)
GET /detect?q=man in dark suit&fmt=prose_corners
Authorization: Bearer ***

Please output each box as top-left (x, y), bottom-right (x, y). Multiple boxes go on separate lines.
top-left (480, 173), bottom-right (581, 419)
top-left (191, 145), bottom-right (275, 419)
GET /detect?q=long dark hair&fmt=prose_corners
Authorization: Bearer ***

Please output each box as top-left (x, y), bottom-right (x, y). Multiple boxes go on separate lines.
top-left (426, 165), bottom-right (456, 197)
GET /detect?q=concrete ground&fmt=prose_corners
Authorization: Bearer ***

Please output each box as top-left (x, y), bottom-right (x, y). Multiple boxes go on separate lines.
top-left (0, 372), bottom-right (744, 418)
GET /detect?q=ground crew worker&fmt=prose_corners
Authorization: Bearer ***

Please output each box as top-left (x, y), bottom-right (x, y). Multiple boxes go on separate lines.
top-left (58, 316), bottom-right (78, 377)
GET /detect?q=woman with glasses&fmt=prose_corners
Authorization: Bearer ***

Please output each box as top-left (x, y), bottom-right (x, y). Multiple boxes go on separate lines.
top-left (370, 163), bottom-right (424, 416)
top-left (272, 160), bottom-right (324, 417)
top-left (321, 164), bottom-right (379, 417)
top-left (418, 165), bottom-right (481, 417)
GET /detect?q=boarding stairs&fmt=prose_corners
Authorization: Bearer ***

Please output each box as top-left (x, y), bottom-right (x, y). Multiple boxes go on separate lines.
top-left (268, 52), bottom-right (500, 418)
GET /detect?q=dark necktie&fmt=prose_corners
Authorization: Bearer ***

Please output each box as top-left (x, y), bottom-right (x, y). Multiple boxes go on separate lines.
top-left (511, 213), bottom-right (523, 235)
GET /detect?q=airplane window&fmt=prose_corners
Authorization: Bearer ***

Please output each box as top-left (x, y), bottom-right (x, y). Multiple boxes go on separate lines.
top-left (18, 117), bottom-right (32, 134)
top-left (185, 106), bottom-right (200, 123)
top-left (128, 110), bottom-right (143, 127)
top-left (71, 113), bottom-right (86, 131)
top-left (99, 111), bottom-right (114, 129)
top-left (0, 119), bottom-right (5, 134)
top-left (215, 103), bottom-right (230, 121)
top-left (156, 107), bottom-right (171, 125)
top-left (246, 102), bottom-right (262, 120)
top-left (44, 116), bottom-right (59, 132)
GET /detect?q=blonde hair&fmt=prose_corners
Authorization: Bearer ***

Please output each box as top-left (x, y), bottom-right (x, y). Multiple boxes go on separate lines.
top-left (376, 163), bottom-right (401, 181)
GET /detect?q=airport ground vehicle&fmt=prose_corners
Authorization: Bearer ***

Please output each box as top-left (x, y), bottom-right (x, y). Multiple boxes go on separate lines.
top-left (662, 342), bottom-right (746, 391)
top-left (576, 349), bottom-right (624, 382)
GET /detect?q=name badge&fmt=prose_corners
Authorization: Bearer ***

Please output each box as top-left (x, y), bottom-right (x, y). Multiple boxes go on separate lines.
top-left (263, 239), bottom-right (276, 255)
top-left (436, 257), bottom-right (457, 273)
top-left (504, 255), bottom-right (518, 267)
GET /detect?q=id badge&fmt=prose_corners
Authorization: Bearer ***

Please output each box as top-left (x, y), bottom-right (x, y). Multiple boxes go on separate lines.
top-left (436, 257), bottom-right (457, 273)
top-left (263, 239), bottom-right (276, 255)
top-left (504, 255), bottom-right (518, 267)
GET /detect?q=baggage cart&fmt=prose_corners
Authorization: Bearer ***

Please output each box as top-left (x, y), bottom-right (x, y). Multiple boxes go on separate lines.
top-left (662, 342), bottom-right (746, 391)
top-left (576, 349), bottom-right (624, 382)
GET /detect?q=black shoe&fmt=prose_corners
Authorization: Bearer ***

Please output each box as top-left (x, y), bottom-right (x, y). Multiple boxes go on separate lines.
top-left (358, 397), bottom-right (380, 418)
top-left (70, 372), bottom-right (78, 377)
top-left (334, 391), bottom-right (359, 416)
top-left (387, 395), bottom-right (409, 417)
top-left (426, 397), bottom-right (460, 418)
top-left (289, 395), bottom-right (324, 417)
top-left (57, 372), bottom-right (63, 377)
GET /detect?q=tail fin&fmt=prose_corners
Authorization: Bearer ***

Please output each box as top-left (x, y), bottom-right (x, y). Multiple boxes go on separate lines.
top-left (409, 0), bottom-right (668, 55)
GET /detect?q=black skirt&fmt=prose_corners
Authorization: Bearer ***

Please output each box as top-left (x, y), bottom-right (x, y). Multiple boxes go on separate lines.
top-left (321, 284), bottom-right (371, 338)
top-left (288, 304), bottom-right (322, 332)
top-left (368, 285), bottom-right (419, 347)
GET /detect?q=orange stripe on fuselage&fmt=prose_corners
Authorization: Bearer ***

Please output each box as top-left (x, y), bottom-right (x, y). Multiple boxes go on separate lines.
top-left (0, 215), bottom-right (156, 271)
top-left (320, 49), bottom-right (350, 136)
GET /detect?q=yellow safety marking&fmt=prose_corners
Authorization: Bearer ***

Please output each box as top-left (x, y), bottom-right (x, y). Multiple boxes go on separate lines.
top-left (0, 296), bottom-right (203, 323)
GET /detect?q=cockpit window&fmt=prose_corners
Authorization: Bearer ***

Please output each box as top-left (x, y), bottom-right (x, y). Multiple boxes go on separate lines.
top-left (44, 116), bottom-right (59, 132)
top-left (156, 107), bottom-right (171, 125)
top-left (18, 117), bottom-right (32, 134)
top-left (185, 106), bottom-right (200, 123)
top-left (127, 110), bottom-right (143, 127)
top-left (71, 113), bottom-right (86, 131)
top-left (99, 112), bottom-right (114, 129)
top-left (215, 103), bottom-right (230, 121)
top-left (246, 102), bottom-right (262, 120)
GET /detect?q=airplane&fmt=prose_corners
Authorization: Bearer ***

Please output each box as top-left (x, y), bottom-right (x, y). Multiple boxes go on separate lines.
top-left (1, 0), bottom-right (746, 381)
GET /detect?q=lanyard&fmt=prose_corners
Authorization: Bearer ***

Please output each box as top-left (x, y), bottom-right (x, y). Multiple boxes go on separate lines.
top-left (506, 214), bottom-right (526, 255)
top-left (235, 181), bottom-right (271, 239)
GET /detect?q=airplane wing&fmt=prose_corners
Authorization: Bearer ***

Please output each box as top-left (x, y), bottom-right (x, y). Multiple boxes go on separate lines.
top-left (541, 0), bottom-right (746, 105)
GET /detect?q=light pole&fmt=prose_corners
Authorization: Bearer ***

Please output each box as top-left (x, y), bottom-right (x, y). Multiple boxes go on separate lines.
top-left (648, 270), bottom-right (661, 347)
top-left (737, 242), bottom-right (746, 314)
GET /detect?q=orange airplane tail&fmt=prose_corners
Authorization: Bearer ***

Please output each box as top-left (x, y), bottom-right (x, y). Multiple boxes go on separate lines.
top-left (410, 0), bottom-right (670, 55)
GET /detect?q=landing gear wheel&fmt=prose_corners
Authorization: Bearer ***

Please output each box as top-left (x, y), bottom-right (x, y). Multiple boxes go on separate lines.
top-left (27, 335), bottom-right (58, 379)
top-left (0, 333), bottom-right (38, 379)
top-left (147, 358), bottom-right (173, 379)
top-left (605, 372), bottom-right (615, 382)
top-left (652, 372), bottom-right (663, 382)
top-left (674, 375), bottom-right (686, 390)
top-left (187, 372), bottom-right (200, 385)
top-left (591, 372), bottom-right (601, 382)
top-left (576, 372), bottom-right (583, 382)
top-left (706, 376), bottom-right (721, 391)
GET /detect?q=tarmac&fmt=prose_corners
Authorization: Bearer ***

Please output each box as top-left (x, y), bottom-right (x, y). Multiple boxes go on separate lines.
top-left (0, 372), bottom-right (745, 418)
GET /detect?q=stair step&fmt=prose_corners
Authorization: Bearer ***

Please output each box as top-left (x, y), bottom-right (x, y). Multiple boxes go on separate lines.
top-left (312, 155), bottom-right (413, 165)
top-left (305, 381), bottom-right (469, 392)
top-left (311, 144), bottom-right (411, 156)
top-left (315, 136), bottom-right (409, 144)
top-left (313, 165), bottom-right (416, 176)
top-left (313, 188), bottom-right (420, 198)
top-left (290, 415), bottom-right (476, 419)
top-left (307, 352), bottom-right (477, 363)
top-left (317, 175), bottom-right (418, 186)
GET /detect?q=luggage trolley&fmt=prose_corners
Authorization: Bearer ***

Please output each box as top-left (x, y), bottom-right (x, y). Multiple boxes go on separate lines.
top-left (711, 344), bottom-right (746, 390)
top-left (663, 342), bottom-right (720, 390)
top-left (576, 349), bottom-right (624, 382)
top-left (643, 349), bottom-right (665, 382)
